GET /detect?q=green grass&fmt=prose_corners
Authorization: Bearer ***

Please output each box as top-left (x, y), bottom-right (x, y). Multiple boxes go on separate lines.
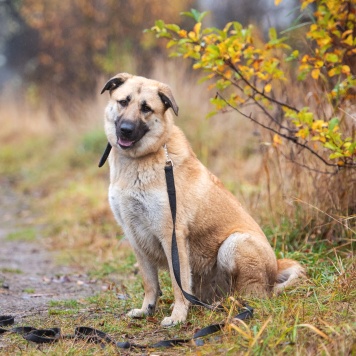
top-left (22, 288), bottom-right (35, 294)
top-left (0, 267), bottom-right (22, 274)
top-left (1, 254), bottom-right (354, 354)
top-left (6, 228), bottom-right (37, 242)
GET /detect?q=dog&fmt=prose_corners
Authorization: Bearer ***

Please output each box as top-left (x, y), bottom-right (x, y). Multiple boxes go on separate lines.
top-left (100, 73), bottom-right (305, 326)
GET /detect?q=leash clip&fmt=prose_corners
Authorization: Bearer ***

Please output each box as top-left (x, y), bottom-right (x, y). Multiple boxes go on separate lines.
top-left (163, 144), bottom-right (174, 167)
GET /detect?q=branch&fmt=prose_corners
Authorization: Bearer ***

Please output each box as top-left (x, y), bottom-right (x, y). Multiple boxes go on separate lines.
top-left (278, 151), bottom-right (338, 175)
top-left (225, 59), bottom-right (300, 113)
top-left (216, 92), bottom-right (356, 169)
top-left (216, 71), bottom-right (295, 133)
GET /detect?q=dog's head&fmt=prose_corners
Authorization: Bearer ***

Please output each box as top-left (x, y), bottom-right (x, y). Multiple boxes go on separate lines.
top-left (101, 73), bottom-right (178, 158)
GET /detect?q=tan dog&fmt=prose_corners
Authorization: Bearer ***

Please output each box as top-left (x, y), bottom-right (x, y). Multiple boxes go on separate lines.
top-left (101, 73), bottom-right (305, 326)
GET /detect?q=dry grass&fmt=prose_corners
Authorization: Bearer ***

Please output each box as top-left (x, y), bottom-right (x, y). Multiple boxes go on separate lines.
top-left (0, 59), bottom-right (355, 355)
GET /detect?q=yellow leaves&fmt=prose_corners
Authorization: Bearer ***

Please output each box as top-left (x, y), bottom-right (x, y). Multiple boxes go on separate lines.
top-left (311, 68), bottom-right (320, 80)
top-left (188, 32), bottom-right (197, 41)
top-left (341, 65), bottom-right (350, 74)
top-left (342, 35), bottom-right (353, 46)
top-left (341, 29), bottom-right (353, 39)
top-left (312, 120), bottom-right (328, 132)
top-left (194, 22), bottom-right (201, 36)
top-left (217, 42), bottom-right (228, 56)
top-left (274, 0), bottom-right (283, 5)
top-left (314, 60), bottom-right (323, 68)
top-left (252, 59), bottom-right (262, 71)
top-left (310, 24), bottom-right (318, 32)
top-left (317, 37), bottom-right (331, 47)
top-left (257, 72), bottom-right (268, 81)
top-left (312, 135), bottom-right (326, 143)
top-left (343, 142), bottom-right (351, 150)
top-left (301, 54), bottom-right (309, 63)
top-left (188, 22), bottom-right (202, 41)
top-left (328, 67), bottom-right (339, 77)
top-left (273, 134), bottom-right (282, 147)
top-left (224, 70), bottom-right (232, 79)
top-left (178, 29), bottom-right (187, 38)
top-left (301, 0), bottom-right (315, 10)
top-left (264, 83), bottom-right (272, 93)
top-left (148, 4), bottom-right (356, 168)
top-left (296, 127), bottom-right (310, 139)
top-left (325, 53), bottom-right (338, 63)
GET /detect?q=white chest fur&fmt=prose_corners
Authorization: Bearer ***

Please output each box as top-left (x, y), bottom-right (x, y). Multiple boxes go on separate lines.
top-left (108, 162), bottom-right (169, 264)
top-left (109, 185), bottom-right (167, 232)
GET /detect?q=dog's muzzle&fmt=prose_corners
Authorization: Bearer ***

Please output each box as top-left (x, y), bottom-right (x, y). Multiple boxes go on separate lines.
top-left (116, 119), bottom-right (149, 149)
top-left (117, 121), bottom-right (135, 148)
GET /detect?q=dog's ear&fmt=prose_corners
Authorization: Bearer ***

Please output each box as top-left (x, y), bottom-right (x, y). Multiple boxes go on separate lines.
top-left (158, 85), bottom-right (179, 116)
top-left (100, 73), bottom-right (132, 94)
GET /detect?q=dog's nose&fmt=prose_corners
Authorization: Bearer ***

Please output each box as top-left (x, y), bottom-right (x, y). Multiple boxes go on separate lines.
top-left (120, 121), bottom-right (135, 137)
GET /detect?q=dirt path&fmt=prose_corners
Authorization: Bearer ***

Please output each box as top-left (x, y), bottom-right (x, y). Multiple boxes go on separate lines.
top-left (0, 180), bottom-right (103, 319)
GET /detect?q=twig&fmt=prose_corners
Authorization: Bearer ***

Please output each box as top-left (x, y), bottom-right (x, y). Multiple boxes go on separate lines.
top-left (216, 71), bottom-right (295, 133)
top-left (216, 92), bottom-right (344, 168)
top-left (292, 197), bottom-right (356, 235)
top-left (279, 150), bottom-right (338, 175)
top-left (339, 107), bottom-right (356, 123)
top-left (225, 59), bottom-right (300, 113)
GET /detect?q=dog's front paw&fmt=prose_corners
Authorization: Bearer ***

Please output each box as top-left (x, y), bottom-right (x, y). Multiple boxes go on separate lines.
top-left (127, 308), bottom-right (146, 318)
top-left (160, 316), bottom-right (184, 327)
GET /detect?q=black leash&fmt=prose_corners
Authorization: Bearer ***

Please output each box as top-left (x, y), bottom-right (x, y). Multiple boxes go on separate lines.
top-left (0, 307), bottom-right (252, 348)
top-left (98, 142), bottom-right (112, 168)
top-left (165, 162), bottom-right (223, 309)
top-left (163, 155), bottom-right (253, 337)
top-left (164, 162), bottom-right (212, 308)
top-left (0, 144), bottom-right (253, 350)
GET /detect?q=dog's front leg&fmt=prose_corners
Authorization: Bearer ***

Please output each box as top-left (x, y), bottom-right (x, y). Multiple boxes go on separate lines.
top-left (127, 247), bottom-right (160, 318)
top-left (161, 229), bottom-right (191, 327)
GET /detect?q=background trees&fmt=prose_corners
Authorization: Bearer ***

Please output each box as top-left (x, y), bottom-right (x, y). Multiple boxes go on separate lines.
top-left (0, 0), bottom-right (354, 237)
top-left (0, 0), bottom-right (194, 116)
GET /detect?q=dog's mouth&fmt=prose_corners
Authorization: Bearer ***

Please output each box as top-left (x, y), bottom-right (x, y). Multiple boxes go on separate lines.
top-left (115, 118), bottom-right (149, 150)
top-left (117, 137), bottom-right (135, 149)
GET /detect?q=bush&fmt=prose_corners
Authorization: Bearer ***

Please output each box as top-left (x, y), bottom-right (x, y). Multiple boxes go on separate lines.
top-left (148, 2), bottom-right (356, 241)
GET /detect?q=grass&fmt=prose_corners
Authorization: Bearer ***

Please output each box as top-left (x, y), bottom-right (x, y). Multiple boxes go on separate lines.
top-left (0, 63), bottom-right (355, 354)
top-left (6, 228), bottom-right (37, 242)
top-left (22, 288), bottom-right (35, 294)
top-left (0, 268), bottom-right (22, 274)
top-left (1, 253), bottom-right (354, 354)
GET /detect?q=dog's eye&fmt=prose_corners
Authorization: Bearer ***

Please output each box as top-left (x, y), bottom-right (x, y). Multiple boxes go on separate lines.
top-left (118, 100), bottom-right (128, 107)
top-left (141, 104), bottom-right (152, 113)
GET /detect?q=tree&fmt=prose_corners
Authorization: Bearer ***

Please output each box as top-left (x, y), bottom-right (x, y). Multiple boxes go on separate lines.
top-left (1, 0), bottom-right (194, 117)
top-left (149, 1), bottom-right (356, 171)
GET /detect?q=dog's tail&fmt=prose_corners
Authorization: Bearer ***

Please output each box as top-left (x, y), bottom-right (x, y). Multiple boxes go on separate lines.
top-left (274, 258), bottom-right (306, 294)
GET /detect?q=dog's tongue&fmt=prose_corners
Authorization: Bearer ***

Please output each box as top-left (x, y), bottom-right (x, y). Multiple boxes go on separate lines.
top-left (118, 137), bottom-right (134, 147)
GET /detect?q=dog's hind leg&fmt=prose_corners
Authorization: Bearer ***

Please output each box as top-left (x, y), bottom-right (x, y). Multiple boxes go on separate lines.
top-left (126, 247), bottom-right (160, 318)
top-left (217, 232), bottom-right (277, 297)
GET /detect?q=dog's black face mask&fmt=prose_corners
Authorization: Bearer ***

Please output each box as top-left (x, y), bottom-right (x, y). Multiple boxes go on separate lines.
top-left (115, 117), bottom-right (149, 150)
